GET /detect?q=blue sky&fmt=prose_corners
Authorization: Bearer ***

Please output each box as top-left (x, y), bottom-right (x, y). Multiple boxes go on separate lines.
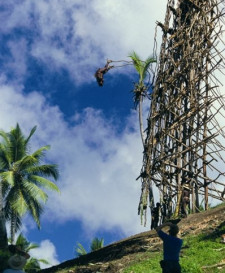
top-left (5, 0), bottom-right (225, 268)
top-left (1, 0), bottom-right (225, 268)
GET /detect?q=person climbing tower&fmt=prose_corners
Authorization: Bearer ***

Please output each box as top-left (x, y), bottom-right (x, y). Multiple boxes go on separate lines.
top-left (181, 189), bottom-right (190, 218)
top-left (151, 202), bottom-right (161, 230)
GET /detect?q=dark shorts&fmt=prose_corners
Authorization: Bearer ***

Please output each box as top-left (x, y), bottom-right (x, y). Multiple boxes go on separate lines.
top-left (160, 260), bottom-right (181, 273)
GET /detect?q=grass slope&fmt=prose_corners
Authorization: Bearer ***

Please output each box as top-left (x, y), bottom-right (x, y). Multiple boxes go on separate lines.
top-left (40, 203), bottom-right (225, 273)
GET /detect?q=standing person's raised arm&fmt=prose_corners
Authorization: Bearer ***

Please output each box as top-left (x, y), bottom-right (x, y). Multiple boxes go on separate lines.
top-left (156, 222), bottom-right (182, 273)
top-left (155, 222), bottom-right (173, 233)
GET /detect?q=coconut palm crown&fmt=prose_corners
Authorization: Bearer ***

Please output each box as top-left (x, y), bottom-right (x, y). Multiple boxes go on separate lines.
top-left (129, 51), bottom-right (156, 85)
top-left (129, 52), bottom-right (156, 146)
top-left (0, 124), bottom-right (59, 243)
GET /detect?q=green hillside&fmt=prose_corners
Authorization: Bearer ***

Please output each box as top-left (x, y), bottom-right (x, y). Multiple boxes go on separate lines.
top-left (40, 204), bottom-right (225, 273)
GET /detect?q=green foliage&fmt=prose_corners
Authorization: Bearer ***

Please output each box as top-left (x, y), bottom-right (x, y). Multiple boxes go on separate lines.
top-left (25, 257), bottom-right (41, 272)
top-left (25, 257), bottom-right (50, 273)
top-left (15, 233), bottom-right (39, 252)
top-left (0, 123), bottom-right (60, 243)
top-left (75, 242), bottom-right (87, 257)
top-left (90, 237), bottom-right (104, 252)
top-left (128, 51), bottom-right (157, 146)
top-left (75, 237), bottom-right (104, 257)
top-left (14, 233), bottom-right (50, 273)
top-left (129, 51), bottom-right (156, 108)
top-left (129, 51), bottom-right (156, 84)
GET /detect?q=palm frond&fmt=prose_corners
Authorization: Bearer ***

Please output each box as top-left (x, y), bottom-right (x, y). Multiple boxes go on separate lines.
top-left (75, 243), bottom-right (87, 257)
top-left (0, 143), bottom-right (12, 168)
top-left (8, 191), bottom-right (28, 216)
top-left (27, 164), bottom-right (59, 181)
top-left (2, 178), bottom-right (11, 197)
top-left (25, 126), bottom-right (37, 145)
top-left (29, 175), bottom-right (60, 193)
top-left (15, 233), bottom-right (32, 251)
top-left (142, 56), bottom-right (156, 80)
top-left (20, 180), bottom-right (48, 203)
top-left (129, 51), bottom-right (156, 83)
top-left (24, 197), bottom-right (44, 228)
top-left (15, 233), bottom-right (39, 253)
top-left (4, 205), bottom-right (22, 233)
top-left (5, 187), bottom-right (21, 206)
top-left (90, 237), bottom-right (104, 252)
top-left (0, 171), bottom-right (15, 186)
top-left (129, 51), bottom-right (143, 76)
top-left (25, 257), bottom-right (41, 271)
top-left (8, 125), bottom-right (27, 161)
top-left (14, 155), bottom-right (38, 171)
top-left (0, 130), bottom-right (11, 147)
top-left (31, 145), bottom-right (51, 161)
top-left (7, 181), bottom-right (46, 219)
top-left (38, 258), bottom-right (50, 265)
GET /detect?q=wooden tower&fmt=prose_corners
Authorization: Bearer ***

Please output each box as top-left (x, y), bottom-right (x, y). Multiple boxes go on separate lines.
top-left (138, 0), bottom-right (225, 225)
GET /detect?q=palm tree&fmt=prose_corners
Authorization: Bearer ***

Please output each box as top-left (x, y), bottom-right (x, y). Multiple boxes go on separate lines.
top-left (15, 233), bottom-right (50, 272)
top-left (129, 52), bottom-right (156, 146)
top-left (75, 237), bottom-right (104, 257)
top-left (25, 257), bottom-right (49, 273)
top-left (90, 237), bottom-right (104, 252)
top-left (0, 124), bottom-right (59, 245)
top-left (75, 242), bottom-right (87, 257)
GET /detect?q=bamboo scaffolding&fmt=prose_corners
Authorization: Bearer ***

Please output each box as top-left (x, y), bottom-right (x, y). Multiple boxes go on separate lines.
top-left (138, 0), bottom-right (225, 226)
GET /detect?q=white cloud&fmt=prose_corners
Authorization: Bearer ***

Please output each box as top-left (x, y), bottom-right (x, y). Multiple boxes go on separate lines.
top-left (1, 0), bottom-right (224, 253)
top-left (0, 80), bottom-right (150, 237)
top-left (42, 108), bottom-right (149, 235)
top-left (47, 112), bottom-right (145, 234)
top-left (29, 240), bottom-right (59, 269)
top-left (1, 0), bottom-right (224, 87)
top-left (0, 0), bottom-right (166, 84)
top-left (5, 39), bottom-right (29, 85)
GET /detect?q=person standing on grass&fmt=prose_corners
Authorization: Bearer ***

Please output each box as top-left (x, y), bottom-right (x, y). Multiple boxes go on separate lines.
top-left (156, 222), bottom-right (183, 273)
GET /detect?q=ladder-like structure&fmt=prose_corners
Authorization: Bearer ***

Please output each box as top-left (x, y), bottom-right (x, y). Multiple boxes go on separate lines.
top-left (138, 0), bottom-right (225, 226)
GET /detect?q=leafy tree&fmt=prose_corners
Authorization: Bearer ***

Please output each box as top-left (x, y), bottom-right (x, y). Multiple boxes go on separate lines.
top-left (129, 52), bottom-right (156, 146)
top-left (0, 124), bottom-right (59, 246)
